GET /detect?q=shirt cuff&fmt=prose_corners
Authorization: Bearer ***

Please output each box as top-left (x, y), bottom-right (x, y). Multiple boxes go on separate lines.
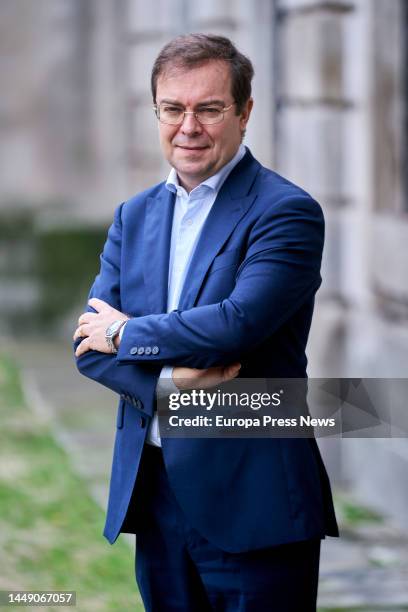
top-left (156, 365), bottom-right (179, 398)
top-left (119, 321), bottom-right (127, 340)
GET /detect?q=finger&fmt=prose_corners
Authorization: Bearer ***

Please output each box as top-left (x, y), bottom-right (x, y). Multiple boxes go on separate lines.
top-left (75, 337), bottom-right (90, 357)
top-left (229, 362), bottom-right (241, 370)
top-left (88, 297), bottom-right (109, 312)
top-left (226, 362), bottom-right (241, 373)
top-left (73, 324), bottom-right (89, 341)
top-left (78, 312), bottom-right (96, 326)
top-left (223, 363), bottom-right (241, 380)
top-left (73, 327), bottom-right (83, 341)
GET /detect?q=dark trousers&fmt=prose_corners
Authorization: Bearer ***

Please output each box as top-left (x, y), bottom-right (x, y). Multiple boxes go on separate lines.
top-left (133, 444), bottom-right (321, 612)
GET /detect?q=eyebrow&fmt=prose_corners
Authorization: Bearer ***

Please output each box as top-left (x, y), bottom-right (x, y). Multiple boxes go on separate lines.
top-left (158, 98), bottom-right (227, 108)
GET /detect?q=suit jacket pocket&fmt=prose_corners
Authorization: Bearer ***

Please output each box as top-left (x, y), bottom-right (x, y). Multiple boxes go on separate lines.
top-left (116, 400), bottom-right (125, 429)
top-left (207, 248), bottom-right (241, 276)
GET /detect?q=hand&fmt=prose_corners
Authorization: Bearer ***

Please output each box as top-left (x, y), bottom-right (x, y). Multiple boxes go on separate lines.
top-left (74, 298), bottom-right (128, 358)
top-left (172, 363), bottom-right (241, 390)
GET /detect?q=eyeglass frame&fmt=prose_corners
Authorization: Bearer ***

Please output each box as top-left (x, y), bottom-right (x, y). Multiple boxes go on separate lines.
top-left (153, 102), bottom-right (236, 126)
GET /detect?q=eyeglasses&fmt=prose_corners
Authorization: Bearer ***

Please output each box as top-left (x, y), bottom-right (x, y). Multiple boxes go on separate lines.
top-left (153, 103), bottom-right (235, 126)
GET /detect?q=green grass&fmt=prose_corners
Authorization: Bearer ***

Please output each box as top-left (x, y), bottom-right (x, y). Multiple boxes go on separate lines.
top-left (334, 491), bottom-right (384, 527)
top-left (0, 355), bottom-right (143, 611)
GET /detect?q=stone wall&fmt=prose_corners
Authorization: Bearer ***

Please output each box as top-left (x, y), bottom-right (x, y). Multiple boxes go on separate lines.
top-left (0, 0), bottom-right (128, 221)
top-left (274, 0), bottom-right (408, 529)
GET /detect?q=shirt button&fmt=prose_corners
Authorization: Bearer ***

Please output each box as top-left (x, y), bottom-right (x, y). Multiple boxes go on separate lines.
top-left (186, 219), bottom-right (193, 226)
top-left (130, 347), bottom-right (138, 355)
top-left (137, 347), bottom-right (145, 355)
top-left (145, 347), bottom-right (152, 355)
top-left (152, 346), bottom-right (160, 355)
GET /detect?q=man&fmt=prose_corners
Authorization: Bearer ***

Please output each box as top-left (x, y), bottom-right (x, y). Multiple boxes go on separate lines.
top-left (74, 33), bottom-right (338, 611)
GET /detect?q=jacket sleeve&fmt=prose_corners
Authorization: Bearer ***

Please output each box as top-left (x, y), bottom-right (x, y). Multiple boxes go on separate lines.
top-left (117, 195), bottom-right (325, 369)
top-left (74, 203), bottom-right (159, 415)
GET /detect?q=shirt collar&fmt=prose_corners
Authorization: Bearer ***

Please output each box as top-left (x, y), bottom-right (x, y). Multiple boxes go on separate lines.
top-left (166, 144), bottom-right (246, 197)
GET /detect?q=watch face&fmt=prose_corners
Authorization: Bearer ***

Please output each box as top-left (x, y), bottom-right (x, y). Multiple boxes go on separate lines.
top-left (107, 320), bottom-right (122, 337)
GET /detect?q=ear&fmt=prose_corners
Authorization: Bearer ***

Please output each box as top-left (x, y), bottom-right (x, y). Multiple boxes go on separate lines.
top-left (239, 98), bottom-right (253, 131)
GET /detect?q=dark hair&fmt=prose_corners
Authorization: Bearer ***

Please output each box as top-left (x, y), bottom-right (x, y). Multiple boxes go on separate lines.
top-left (151, 33), bottom-right (254, 114)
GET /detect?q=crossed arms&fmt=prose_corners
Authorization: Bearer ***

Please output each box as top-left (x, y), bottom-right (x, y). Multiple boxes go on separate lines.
top-left (74, 194), bottom-right (324, 401)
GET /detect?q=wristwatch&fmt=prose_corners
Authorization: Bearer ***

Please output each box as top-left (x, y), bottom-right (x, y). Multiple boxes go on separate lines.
top-left (105, 319), bottom-right (128, 354)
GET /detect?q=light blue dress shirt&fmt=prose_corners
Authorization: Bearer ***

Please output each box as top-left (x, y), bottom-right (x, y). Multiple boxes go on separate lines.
top-left (123, 144), bottom-right (246, 446)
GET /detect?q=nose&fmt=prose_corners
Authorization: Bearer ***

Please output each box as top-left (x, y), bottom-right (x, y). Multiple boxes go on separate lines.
top-left (180, 112), bottom-right (203, 136)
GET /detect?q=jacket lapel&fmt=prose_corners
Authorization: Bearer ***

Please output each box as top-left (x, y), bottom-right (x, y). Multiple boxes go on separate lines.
top-left (178, 150), bottom-right (261, 310)
top-left (143, 187), bottom-right (175, 314)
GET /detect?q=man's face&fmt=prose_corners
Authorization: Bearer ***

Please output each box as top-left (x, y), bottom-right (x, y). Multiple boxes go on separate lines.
top-left (155, 60), bottom-right (253, 192)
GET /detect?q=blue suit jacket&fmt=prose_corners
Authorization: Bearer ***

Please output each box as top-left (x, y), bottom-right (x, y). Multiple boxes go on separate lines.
top-left (75, 148), bottom-right (339, 552)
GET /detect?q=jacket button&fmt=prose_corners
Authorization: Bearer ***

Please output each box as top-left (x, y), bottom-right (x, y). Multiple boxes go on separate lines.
top-left (140, 417), bottom-right (146, 428)
top-left (152, 346), bottom-right (160, 355)
top-left (130, 346), bottom-right (138, 355)
top-left (137, 347), bottom-right (145, 355)
top-left (145, 346), bottom-right (152, 355)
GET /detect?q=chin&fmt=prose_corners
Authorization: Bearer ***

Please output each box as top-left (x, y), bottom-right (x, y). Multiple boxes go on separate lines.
top-left (176, 160), bottom-right (211, 174)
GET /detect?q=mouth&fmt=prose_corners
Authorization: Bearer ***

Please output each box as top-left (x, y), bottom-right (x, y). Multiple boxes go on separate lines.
top-left (175, 145), bottom-right (209, 151)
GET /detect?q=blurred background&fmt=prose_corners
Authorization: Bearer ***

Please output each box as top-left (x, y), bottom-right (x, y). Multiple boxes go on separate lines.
top-left (0, 0), bottom-right (407, 610)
